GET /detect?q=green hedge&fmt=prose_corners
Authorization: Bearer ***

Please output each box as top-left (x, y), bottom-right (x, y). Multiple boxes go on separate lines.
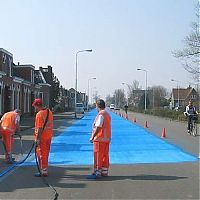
top-left (129, 107), bottom-right (200, 123)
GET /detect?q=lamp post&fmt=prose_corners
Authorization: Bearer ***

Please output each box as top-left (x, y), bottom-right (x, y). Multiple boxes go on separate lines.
top-left (75, 49), bottom-right (92, 118)
top-left (87, 77), bottom-right (96, 111)
top-left (171, 79), bottom-right (180, 109)
top-left (137, 68), bottom-right (148, 111)
top-left (122, 82), bottom-right (129, 106)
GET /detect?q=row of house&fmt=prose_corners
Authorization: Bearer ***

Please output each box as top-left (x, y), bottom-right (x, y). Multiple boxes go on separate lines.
top-left (0, 48), bottom-right (88, 116)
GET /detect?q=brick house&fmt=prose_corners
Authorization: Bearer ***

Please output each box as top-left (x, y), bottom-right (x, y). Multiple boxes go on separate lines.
top-left (0, 48), bottom-right (50, 116)
top-left (0, 47), bottom-right (87, 115)
top-left (171, 87), bottom-right (199, 109)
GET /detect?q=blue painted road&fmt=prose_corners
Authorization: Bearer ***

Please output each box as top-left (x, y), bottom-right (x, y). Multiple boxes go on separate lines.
top-left (25, 109), bottom-right (198, 166)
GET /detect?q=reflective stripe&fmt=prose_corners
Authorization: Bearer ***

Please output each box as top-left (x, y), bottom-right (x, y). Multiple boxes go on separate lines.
top-left (95, 138), bottom-right (110, 142)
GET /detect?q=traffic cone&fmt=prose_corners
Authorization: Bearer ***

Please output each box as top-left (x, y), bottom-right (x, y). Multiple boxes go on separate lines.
top-left (144, 120), bottom-right (149, 128)
top-left (133, 118), bottom-right (137, 123)
top-left (161, 128), bottom-right (166, 138)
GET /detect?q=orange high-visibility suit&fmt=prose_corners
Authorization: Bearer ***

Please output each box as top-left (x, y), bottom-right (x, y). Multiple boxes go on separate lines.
top-left (93, 110), bottom-right (111, 176)
top-left (0, 111), bottom-right (20, 162)
top-left (34, 109), bottom-right (53, 175)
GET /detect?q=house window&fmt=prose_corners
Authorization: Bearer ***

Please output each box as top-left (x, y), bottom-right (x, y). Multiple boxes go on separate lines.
top-left (9, 57), bottom-right (12, 77)
top-left (2, 54), bottom-right (6, 64)
top-left (39, 92), bottom-right (43, 100)
top-left (190, 95), bottom-right (196, 99)
top-left (31, 70), bottom-right (34, 83)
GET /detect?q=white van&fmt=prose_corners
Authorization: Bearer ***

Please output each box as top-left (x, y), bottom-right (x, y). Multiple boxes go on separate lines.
top-left (110, 104), bottom-right (115, 109)
top-left (75, 103), bottom-right (84, 114)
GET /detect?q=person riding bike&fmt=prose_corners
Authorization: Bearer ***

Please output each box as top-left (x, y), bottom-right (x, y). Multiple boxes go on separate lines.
top-left (184, 100), bottom-right (198, 133)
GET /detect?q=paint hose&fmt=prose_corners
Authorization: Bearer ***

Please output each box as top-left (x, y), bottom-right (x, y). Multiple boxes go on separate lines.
top-left (0, 141), bottom-right (35, 178)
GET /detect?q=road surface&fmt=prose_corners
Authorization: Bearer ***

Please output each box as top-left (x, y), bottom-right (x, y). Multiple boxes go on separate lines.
top-left (0, 110), bottom-right (199, 200)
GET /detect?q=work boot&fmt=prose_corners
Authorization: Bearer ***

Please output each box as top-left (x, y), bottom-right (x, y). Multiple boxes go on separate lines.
top-left (34, 172), bottom-right (48, 177)
top-left (34, 168), bottom-right (48, 177)
top-left (86, 172), bottom-right (101, 180)
top-left (5, 157), bottom-right (15, 164)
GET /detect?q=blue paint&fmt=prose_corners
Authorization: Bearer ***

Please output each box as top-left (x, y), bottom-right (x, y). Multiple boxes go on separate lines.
top-left (24, 109), bottom-right (198, 166)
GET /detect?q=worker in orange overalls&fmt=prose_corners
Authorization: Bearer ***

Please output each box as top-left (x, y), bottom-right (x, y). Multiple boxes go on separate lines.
top-left (0, 109), bottom-right (21, 164)
top-left (87, 99), bottom-right (111, 179)
top-left (32, 98), bottom-right (53, 177)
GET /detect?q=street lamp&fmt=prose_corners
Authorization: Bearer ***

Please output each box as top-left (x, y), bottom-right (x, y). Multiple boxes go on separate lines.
top-left (87, 77), bottom-right (96, 111)
top-left (122, 82), bottom-right (129, 106)
top-left (75, 49), bottom-right (92, 118)
top-left (171, 79), bottom-right (180, 109)
top-left (137, 68), bottom-right (148, 111)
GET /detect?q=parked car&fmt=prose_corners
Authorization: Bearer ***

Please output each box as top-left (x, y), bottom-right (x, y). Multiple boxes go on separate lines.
top-left (75, 103), bottom-right (84, 114)
top-left (110, 104), bottom-right (115, 109)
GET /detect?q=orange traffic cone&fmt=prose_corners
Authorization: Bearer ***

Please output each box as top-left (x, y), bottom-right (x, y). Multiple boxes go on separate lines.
top-left (161, 128), bottom-right (166, 138)
top-left (144, 120), bottom-right (149, 128)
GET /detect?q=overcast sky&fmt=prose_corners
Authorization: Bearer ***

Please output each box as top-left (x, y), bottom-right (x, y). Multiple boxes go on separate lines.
top-left (0, 0), bottom-right (197, 99)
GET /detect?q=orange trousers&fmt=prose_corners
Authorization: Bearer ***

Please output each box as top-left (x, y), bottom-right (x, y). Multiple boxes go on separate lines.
top-left (36, 137), bottom-right (52, 172)
top-left (0, 130), bottom-right (14, 161)
top-left (93, 141), bottom-right (110, 176)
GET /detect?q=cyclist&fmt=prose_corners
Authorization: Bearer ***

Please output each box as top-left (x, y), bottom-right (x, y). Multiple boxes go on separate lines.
top-left (184, 100), bottom-right (198, 133)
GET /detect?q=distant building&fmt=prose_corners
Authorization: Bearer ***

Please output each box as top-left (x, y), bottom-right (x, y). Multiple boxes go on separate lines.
top-left (171, 87), bottom-right (199, 109)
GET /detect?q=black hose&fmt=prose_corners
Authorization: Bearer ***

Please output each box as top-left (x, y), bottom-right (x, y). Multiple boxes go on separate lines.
top-left (0, 140), bottom-right (35, 178)
top-left (1, 133), bottom-right (59, 199)
top-left (34, 145), bottom-right (59, 200)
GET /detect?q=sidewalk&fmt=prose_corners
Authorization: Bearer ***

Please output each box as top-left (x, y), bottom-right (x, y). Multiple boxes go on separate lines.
top-left (20, 111), bottom-right (77, 131)
top-left (0, 111), bottom-right (77, 173)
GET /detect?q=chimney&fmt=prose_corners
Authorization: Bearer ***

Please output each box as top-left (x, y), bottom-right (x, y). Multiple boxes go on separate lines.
top-left (48, 65), bottom-right (52, 73)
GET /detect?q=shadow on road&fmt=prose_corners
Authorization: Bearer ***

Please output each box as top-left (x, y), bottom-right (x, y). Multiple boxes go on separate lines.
top-left (0, 165), bottom-right (90, 192)
top-left (96, 174), bottom-right (188, 181)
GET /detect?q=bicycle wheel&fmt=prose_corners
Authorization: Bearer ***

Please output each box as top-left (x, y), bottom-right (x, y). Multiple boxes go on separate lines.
top-left (189, 123), bottom-right (193, 135)
top-left (192, 123), bottom-right (197, 136)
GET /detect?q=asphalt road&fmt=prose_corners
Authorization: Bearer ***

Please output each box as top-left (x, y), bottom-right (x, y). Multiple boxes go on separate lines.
top-left (0, 111), bottom-right (199, 200)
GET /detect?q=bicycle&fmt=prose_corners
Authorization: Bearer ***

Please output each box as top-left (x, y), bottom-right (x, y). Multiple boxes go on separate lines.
top-left (188, 114), bottom-right (198, 137)
top-left (184, 112), bottom-right (198, 136)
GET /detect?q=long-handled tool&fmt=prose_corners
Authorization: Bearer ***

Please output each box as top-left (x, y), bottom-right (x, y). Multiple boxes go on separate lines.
top-left (13, 133), bottom-right (23, 155)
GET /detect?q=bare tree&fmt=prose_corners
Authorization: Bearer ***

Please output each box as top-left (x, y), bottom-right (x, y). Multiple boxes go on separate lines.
top-left (93, 91), bottom-right (100, 104)
top-left (114, 89), bottom-right (126, 108)
top-left (149, 86), bottom-right (168, 108)
top-left (105, 95), bottom-right (114, 106)
top-left (127, 80), bottom-right (142, 105)
top-left (173, 1), bottom-right (200, 82)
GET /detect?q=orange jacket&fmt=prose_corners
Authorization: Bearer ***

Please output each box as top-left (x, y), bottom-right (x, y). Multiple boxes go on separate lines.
top-left (34, 109), bottom-right (53, 140)
top-left (93, 110), bottom-right (111, 143)
top-left (0, 111), bottom-right (19, 133)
